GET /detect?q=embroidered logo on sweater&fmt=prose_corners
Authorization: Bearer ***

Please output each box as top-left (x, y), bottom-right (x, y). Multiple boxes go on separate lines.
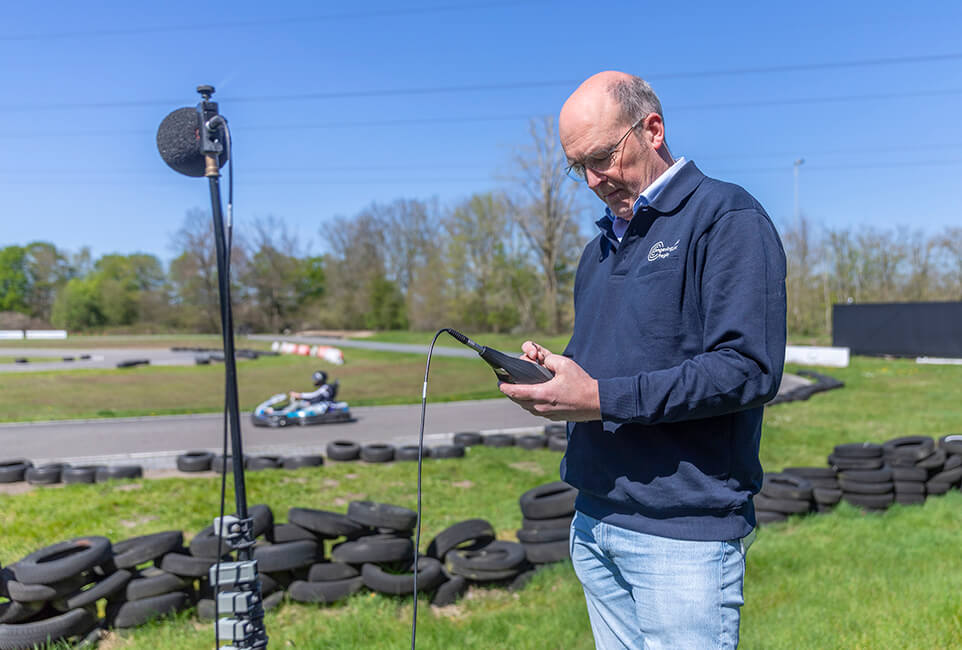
top-left (647, 240), bottom-right (680, 262)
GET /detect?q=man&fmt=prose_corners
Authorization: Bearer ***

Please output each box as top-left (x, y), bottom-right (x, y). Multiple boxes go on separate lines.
top-left (499, 71), bottom-right (786, 649)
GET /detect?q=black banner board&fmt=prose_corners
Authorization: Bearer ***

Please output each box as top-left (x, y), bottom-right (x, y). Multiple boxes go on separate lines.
top-left (833, 302), bottom-right (962, 358)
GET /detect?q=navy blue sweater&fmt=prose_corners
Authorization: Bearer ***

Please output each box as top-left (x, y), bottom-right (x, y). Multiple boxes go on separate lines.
top-left (561, 161), bottom-right (786, 541)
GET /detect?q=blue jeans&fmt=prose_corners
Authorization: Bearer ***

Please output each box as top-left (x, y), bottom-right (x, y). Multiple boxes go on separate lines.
top-left (570, 511), bottom-right (751, 649)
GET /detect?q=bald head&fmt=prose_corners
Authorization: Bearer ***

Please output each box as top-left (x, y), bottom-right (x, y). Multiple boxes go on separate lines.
top-left (559, 71), bottom-right (673, 219)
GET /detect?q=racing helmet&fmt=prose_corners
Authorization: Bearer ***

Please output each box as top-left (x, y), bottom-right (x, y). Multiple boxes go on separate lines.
top-left (312, 370), bottom-right (328, 386)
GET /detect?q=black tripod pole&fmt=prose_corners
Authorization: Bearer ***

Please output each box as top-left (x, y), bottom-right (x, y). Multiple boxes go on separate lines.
top-left (205, 152), bottom-right (251, 559)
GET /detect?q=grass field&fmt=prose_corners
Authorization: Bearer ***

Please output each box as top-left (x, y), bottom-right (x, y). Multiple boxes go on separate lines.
top-left (1, 352), bottom-right (961, 647)
top-left (0, 348), bottom-right (504, 422)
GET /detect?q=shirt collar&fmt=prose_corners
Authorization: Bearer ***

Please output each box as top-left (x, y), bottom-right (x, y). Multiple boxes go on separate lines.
top-left (603, 156), bottom-right (687, 241)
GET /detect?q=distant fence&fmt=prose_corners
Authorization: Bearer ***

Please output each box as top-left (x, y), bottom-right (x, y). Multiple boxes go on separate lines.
top-left (0, 330), bottom-right (68, 340)
top-left (833, 302), bottom-right (962, 358)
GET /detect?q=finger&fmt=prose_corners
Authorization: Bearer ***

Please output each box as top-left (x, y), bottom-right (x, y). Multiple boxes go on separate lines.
top-left (521, 340), bottom-right (540, 361)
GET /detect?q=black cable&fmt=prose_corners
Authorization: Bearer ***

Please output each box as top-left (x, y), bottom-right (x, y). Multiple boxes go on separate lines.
top-left (411, 328), bottom-right (454, 649)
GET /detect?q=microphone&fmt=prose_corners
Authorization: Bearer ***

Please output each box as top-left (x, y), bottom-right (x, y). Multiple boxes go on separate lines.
top-left (156, 85), bottom-right (229, 177)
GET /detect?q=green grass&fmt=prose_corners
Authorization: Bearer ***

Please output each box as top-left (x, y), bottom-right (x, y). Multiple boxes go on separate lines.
top-left (350, 329), bottom-right (572, 355)
top-left (2, 355), bottom-right (961, 648)
top-left (0, 348), bottom-right (503, 422)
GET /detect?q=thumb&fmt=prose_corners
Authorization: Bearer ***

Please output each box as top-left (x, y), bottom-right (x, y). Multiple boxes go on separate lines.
top-left (542, 353), bottom-right (565, 374)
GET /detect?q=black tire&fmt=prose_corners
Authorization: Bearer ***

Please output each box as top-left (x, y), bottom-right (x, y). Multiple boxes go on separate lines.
top-left (547, 435), bottom-right (568, 452)
top-left (431, 444), bottom-right (465, 459)
top-left (893, 481), bottom-right (926, 495)
top-left (95, 465), bottom-right (143, 482)
top-left (114, 531), bottom-right (184, 569)
top-left (281, 455), bottom-right (324, 469)
top-left (519, 481), bottom-right (577, 520)
top-left (361, 557), bottom-right (444, 595)
top-left (61, 466), bottom-right (100, 485)
top-left (755, 510), bottom-right (788, 524)
top-left (247, 456), bottom-right (282, 471)
top-left (838, 466), bottom-right (893, 483)
top-left (518, 435), bottom-right (547, 450)
top-left (928, 465), bottom-right (962, 485)
top-left (0, 607), bottom-right (95, 647)
top-left (288, 508), bottom-right (366, 539)
top-left (544, 423), bottom-right (567, 436)
top-left (107, 591), bottom-right (188, 628)
top-left (916, 448), bottom-right (947, 471)
top-left (326, 440), bottom-right (360, 461)
top-left (11, 537), bottom-right (112, 585)
top-left (521, 513), bottom-right (574, 530)
top-left (945, 454), bottom-right (962, 471)
top-left (60, 568), bottom-right (131, 608)
top-left (348, 501), bottom-right (417, 533)
top-left (522, 539), bottom-right (569, 564)
top-left (331, 535), bottom-right (414, 565)
top-left (892, 466), bottom-right (928, 482)
top-left (124, 570), bottom-right (188, 601)
top-left (761, 473), bottom-right (814, 501)
top-left (895, 493), bottom-right (926, 506)
top-left (288, 577), bottom-right (364, 604)
top-left (307, 562), bottom-right (359, 582)
top-left (838, 479), bottom-right (895, 495)
top-left (446, 540), bottom-right (526, 573)
top-left (782, 466), bottom-right (837, 480)
top-left (158, 551), bottom-right (221, 578)
top-left (0, 600), bottom-right (44, 625)
top-left (253, 540), bottom-right (319, 573)
top-left (24, 464), bottom-right (65, 485)
top-left (360, 444), bottom-right (395, 463)
top-left (828, 455), bottom-right (884, 471)
top-left (115, 359), bottom-right (150, 369)
top-left (752, 494), bottom-right (811, 514)
top-left (426, 519), bottom-right (496, 560)
top-left (938, 434), bottom-right (962, 456)
top-left (813, 487), bottom-right (842, 505)
top-left (272, 523), bottom-right (317, 544)
top-left (444, 561), bottom-right (526, 582)
top-left (0, 459), bottom-right (32, 484)
top-left (4, 574), bottom-right (88, 602)
top-left (483, 433), bottom-right (515, 447)
top-left (842, 492), bottom-right (894, 509)
top-left (176, 451), bottom-right (214, 472)
top-left (395, 446), bottom-right (423, 462)
top-left (883, 436), bottom-right (935, 462)
top-left (832, 443), bottom-right (883, 459)
top-left (516, 526), bottom-right (569, 544)
top-left (431, 575), bottom-right (467, 606)
top-left (452, 432), bottom-right (483, 447)
top-left (926, 480), bottom-right (951, 495)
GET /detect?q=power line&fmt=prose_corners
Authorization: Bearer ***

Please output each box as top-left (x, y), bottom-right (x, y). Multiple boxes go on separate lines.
top-left (2, 52), bottom-right (961, 113)
top-left (0, 0), bottom-right (543, 41)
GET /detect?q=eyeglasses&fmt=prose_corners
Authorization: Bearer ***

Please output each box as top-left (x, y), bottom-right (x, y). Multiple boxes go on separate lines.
top-left (565, 115), bottom-right (647, 182)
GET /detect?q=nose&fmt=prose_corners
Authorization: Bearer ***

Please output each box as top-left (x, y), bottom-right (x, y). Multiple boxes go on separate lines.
top-left (585, 167), bottom-right (607, 189)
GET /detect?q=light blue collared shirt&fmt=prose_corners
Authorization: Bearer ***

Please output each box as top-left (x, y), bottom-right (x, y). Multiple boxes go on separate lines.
top-left (608, 156), bottom-right (687, 240)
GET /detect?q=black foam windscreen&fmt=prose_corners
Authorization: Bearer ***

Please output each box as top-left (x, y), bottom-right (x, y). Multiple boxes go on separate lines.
top-left (156, 106), bottom-right (228, 177)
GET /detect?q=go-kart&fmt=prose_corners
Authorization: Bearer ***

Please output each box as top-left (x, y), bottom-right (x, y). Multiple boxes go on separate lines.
top-left (250, 382), bottom-right (352, 427)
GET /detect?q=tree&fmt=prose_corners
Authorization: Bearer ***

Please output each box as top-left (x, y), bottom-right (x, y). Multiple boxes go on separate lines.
top-left (504, 116), bottom-right (584, 334)
top-left (24, 241), bottom-right (72, 323)
top-left (0, 246), bottom-right (29, 313)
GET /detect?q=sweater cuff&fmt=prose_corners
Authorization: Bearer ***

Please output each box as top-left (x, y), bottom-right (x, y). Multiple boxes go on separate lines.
top-left (597, 376), bottom-right (640, 424)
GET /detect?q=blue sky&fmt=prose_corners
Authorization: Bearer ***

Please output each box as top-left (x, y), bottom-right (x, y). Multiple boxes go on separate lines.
top-left (1, 0), bottom-right (960, 262)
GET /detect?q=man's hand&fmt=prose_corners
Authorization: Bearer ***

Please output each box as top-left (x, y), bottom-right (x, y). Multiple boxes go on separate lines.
top-left (499, 340), bottom-right (601, 422)
top-left (289, 391), bottom-right (300, 401)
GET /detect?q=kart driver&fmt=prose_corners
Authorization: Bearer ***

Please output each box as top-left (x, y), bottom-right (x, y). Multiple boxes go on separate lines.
top-left (289, 370), bottom-right (335, 405)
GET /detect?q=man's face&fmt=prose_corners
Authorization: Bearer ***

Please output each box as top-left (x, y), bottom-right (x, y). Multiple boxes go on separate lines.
top-left (560, 94), bottom-right (659, 219)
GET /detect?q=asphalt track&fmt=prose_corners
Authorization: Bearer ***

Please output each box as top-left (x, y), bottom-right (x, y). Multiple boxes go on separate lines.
top-left (0, 399), bottom-right (549, 469)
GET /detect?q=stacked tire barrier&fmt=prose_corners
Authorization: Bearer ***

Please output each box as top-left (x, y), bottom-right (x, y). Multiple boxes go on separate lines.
top-left (754, 434), bottom-right (962, 525)
top-left (1, 479), bottom-right (585, 644)
top-left (0, 461), bottom-right (144, 487)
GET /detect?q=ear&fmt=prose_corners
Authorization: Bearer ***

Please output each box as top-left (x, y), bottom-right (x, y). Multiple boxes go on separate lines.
top-left (641, 113), bottom-right (665, 150)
